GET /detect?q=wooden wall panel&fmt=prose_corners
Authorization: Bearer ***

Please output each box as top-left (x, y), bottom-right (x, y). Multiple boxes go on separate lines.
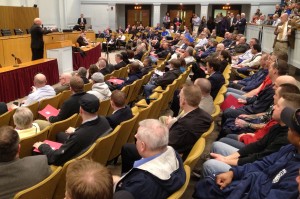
top-left (0, 6), bottom-right (39, 35)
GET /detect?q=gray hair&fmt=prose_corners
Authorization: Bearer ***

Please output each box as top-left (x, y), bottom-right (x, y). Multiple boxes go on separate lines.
top-left (136, 119), bottom-right (169, 151)
top-left (186, 46), bottom-right (194, 56)
top-left (13, 107), bottom-right (33, 129)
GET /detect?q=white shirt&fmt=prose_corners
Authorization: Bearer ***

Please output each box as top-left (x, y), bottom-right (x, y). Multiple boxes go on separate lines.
top-left (23, 85), bottom-right (56, 106)
top-left (195, 38), bottom-right (208, 48)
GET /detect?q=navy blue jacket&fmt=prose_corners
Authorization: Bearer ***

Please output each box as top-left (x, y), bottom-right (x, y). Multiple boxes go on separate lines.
top-left (208, 71), bottom-right (225, 99)
top-left (106, 106), bottom-right (133, 129)
top-left (117, 71), bottom-right (143, 90)
top-left (236, 68), bottom-right (268, 92)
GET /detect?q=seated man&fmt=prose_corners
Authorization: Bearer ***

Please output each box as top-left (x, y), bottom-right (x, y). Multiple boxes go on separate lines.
top-left (76, 67), bottom-right (89, 84)
top-left (97, 58), bottom-right (114, 75)
top-left (193, 104), bottom-right (300, 199)
top-left (106, 90), bottom-right (133, 129)
top-left (55, 73), bottom-right (72, 94)
top-left (0, 126), bottom-right (51, 199)
top-left (22, 73), bottom-right (55, 106)
top-left (65, 159), bottom-right (113, 199)
top-left (13, 107), bottom-right (40, 139)
top-left (77, 31), bottom-right (89, 47)
top-left (194, 78), bottom-right (216, 115)
top-left (202, 93), bottom-right (300, 177)
top-left (114, 119), bottom-right (186, 199)
top-left (122, 84), bottom-right (212, 173)
top-left (88, 72), bottom-right (111, 101)
top-left (113, 54), bottom-right (127, 70)
top-left (227, 53), bottom-right (269, 96)
top-left (33, 93), bottom-right (112, 166)
top-left (47, 76), bottom-right (86, 124)
top-left (206, 58), bottom-right (225, 99)
top-left (144, 59), bottom-right (182, 99)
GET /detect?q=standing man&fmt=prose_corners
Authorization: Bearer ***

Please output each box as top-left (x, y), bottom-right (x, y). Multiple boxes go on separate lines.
top-left (228, 13), bottom-right (237, 33)
top-left (77, 14), bottom-right (87, 26)
top-left (30, 18), bottom-right (52, 61)
top-left (192, 14), bottom-right (201, 34)
top-left (173, 13), bottom-right (182, 32)
top-left (163, 12), bottom-right (171, 29)
top-left (237, 13), bottom-right (247, 34)
top-left (273, 13), bottom-right (296, 55)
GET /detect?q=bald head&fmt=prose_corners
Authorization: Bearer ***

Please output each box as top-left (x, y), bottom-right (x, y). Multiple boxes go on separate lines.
top-left (33, 18), bottom-right (42, 25)
top-left (34, 73), bottom-right (47, 87)
top-left (60, 73), bottom-right (72, 86)
top-left (274, 75), bottom-right (298, 90)
top-left (194, 78), bottom-right (211, 96)
top-left (280, 13), bottom-right (288, 22)
top-left (216, 43), bottom-right (225, 52)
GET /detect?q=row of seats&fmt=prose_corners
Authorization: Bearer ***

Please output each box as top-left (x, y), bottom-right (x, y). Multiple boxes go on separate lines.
top-left (1, 28), bottom-right (29, 36)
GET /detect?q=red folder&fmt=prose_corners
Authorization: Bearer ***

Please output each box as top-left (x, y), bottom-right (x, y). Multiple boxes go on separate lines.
top-left (107, 79), bottom-right (124, 85)
top-left (38, 104), bottom-right (59, 118)
top-left (33, 140), bottom-right (63, 153)
top-left (220, 94), bottom-right (244, 111)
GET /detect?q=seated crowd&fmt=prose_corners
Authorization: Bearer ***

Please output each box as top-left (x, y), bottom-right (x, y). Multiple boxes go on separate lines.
top-left (1, 14), bottom-right (300, 199)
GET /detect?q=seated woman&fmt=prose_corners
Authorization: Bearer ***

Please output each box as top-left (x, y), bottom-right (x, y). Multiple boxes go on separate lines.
top-left (13, 107), bottom-right (40, 140)
top-left (144, 59), bottom-right (182, 99)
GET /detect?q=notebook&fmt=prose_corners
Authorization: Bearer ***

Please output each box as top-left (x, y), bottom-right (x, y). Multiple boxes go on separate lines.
top-left (107, 79), bottom-right (124, 85)
top-left (33, 140), bottom-right (62, 153)
top-left (38, 104), bottom-right (59, 118)
top-left (220, 94), bottom-right (244, 111)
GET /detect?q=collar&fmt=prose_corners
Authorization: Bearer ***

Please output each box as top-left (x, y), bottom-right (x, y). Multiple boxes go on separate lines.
top-left (133, 153), bottom-right (162, 168)
top-left (82, 116), bottom-right (98, 125)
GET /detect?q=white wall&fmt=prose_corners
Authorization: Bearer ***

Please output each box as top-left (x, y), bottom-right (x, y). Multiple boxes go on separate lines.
top-left (116, 4), bottom-right (126, 29)
top-left (66, 0), bottom-right (80, 27)
top-left (259, 5), bottom-right (276, 16)
top-left (36, 0), bottom-right (59, 27)
top-left (81, 4), bottom-right (110, 32)
top-left (160, 4), bottom-right (168, 25)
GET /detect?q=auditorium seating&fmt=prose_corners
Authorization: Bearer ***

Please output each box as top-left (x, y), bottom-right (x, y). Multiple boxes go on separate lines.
top-left (1, 29), bottom-right (12, 36)
top-left (167, 165), bottom-right (191, 199)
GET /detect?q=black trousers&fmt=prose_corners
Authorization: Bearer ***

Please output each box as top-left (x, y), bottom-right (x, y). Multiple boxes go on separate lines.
top-left (32, 48), bottom-right (44, 61)
top-left (121, 143), bottom-right (141, 174)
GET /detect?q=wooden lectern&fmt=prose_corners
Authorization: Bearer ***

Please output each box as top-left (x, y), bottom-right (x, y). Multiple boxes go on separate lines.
top-left (45, 40), bottom-right (73, 74)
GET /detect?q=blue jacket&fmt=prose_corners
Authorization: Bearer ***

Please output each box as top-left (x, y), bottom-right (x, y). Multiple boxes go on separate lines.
top-left (237, 68), bottom-right (268, 92)
top-left (117, 71), bottom-right (143, 90)
top-left (193, 144), bottom-right (300, 199)
top-left (200, 46), bottom-right (216, 59)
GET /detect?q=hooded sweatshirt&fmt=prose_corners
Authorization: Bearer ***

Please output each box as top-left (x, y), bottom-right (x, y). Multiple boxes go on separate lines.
top-left (87, 83), bottom-right (111, 101)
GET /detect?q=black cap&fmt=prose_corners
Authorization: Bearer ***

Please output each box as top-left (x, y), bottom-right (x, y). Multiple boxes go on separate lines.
top-left (79, 93), bottom-right (99, 113)
top-left (281, 107), bottom-right (300, 134)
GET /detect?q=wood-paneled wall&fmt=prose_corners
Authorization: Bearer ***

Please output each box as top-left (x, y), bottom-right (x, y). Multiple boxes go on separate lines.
top-left (0, 6), bottom-right (39, 34)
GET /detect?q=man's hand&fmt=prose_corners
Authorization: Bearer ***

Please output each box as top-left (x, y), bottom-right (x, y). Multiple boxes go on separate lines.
top-left (65, 127), bottom-right (75, 134)
top-left (216, 171), bottom-right (234, 190)
top-left (33, 142), bottom-right (44, 149)
top-left (232, 80), bottom-right (239, 84)
top-left (245, 133), bottom-right (255, 137)
top-left (210, 153), bottom-right (227, 162)
top-left (237, 98), bottom-right (246, 104)
top-left (238, 114), bottom-right (250, 119)
top-left (235, 118), bottom-right (247, 128)
top-left (31, 86), bottom-right (37, 93)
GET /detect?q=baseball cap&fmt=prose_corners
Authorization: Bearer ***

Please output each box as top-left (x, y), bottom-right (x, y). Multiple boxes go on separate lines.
top-left (91, 72), bottom-right (104, 83)
top-left (79, 93), bottom-right (100, 113)
top-left (185, 33), bottom-right (194, 43)
top-left (281, 107), bottom-right (300, 134)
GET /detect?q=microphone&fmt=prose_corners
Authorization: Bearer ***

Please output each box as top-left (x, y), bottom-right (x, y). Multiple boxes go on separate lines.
top-left (11, 54), bottom-right (21, 67)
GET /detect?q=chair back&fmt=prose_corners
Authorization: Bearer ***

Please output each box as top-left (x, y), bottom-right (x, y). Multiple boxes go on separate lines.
top-left (75, 142), bottom-right (96, 160)
top-left (142, 70), bottom-right (153, 85)
top-left (167, 165), bottom-right (191, 199)
top-left (83, 82), bottom-right (93, 92)
top-left (13, 166), bottom-right (63, 199)
top-left (48, 114), bottom-right (78, 141)
top-left (148, 93), bottom-right (164, 119)
top-left (91, 126), bottom-right (120, 165)
top-left (19, 126), bottom-right (50, 158)
top-left (58, 90), bottom-right (72, 108)
top-left (211, 105), bottom-right (220, 120)
top-left (119, 65), bottom-right (129, 78)
top-left (129, 78), bottom-right (144, 103)
top-left (201, 121), bottom-right (215, 138)
top-left (125, 81), bottom-right (137, 105)
top-left (38, 93), bottom-right (62, 112)
top-left (98, 98), bottom-right (111, 116)
top-left (52, 159), bottom-right (75, 199)
top-left (214, 94), bottom-right (224, 106)
top-left (0, 109), bottom-right (15, 127)
top-left (26, 101), bottom-right (39, 120)
top-left (108, 113), bottom-right (139, 161)
top-left (112, 68), bottom-right (122, 78)
top-left (183, 137), bottom-right (206, 170)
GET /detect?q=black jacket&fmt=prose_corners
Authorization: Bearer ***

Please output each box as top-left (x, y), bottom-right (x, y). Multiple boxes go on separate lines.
top-left (208, 71), bottom-right (225, 99)
top-left (30, 24), bottom-right (51, 49)
top-left (49, 92), bottom-right (85, 123)
top-left (154, 69), bottom-right (181, 88)
top-left (238, 123), bottom-right (289, 165)
top-left (114, 61), bottom-right (127, 70)
top-left (39, 116), bottom-right (112, 166)
top-left (106, 106), bottom-right (133, 129)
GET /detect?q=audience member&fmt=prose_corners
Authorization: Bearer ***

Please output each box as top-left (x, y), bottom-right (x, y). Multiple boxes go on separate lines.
top-left (0, 126), bottom-right (51, 199)
top-left (0, 102), bottom-right (8, 115)
top-left (22, 73), bottom-right (55, 106)
top-left (33, 93), bottom-right (112, 165)
top-left (88, 64), bottom-right (99, 79)
top-left (114, 119), bottom-right (185, 199)
top-left (106, 90), bottom-right (133, 129)
top-left (194, 78), bottom-right (216, 115)
top-left (206, 58), bottom-right (225, 99)
top-left (113, 54), bottom-right (127, 70)
top-left (13, 107), bottom-right (40, 140)
top-left (88, 72), bottom-right (111, 101)
top-left (65, 159), bottom-right (113, 199)
top-left (77, 67), bottom-right (89, 84)
top-left (55, 73), bottom-right (72, 94)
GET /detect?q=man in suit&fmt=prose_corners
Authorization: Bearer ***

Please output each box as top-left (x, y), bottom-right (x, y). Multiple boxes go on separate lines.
top-left (121, 84), bottom-right (212, 173)
top-left (54, 73), bottom-right (72, 94)
top-left (273, 13), bottom-right (296, 55)
top-left (77, 14), bottom-right (87, 26)
top-left (207, 58), bottom-right (225, 99)
top-left (228, 13), bottom-right (237, 33)
top-left (173, 13), bottom-right (182, 32)
top-left (34, 93), bottom-right (112, 166)
top-left (77, 31), bottom-right (89, 47)
top-left (106, 90), bottom-right (133, 129)
top-left (237, 13), bottom-right (247, 34)
top-left (113, 54), bottom-right (127, 70)
top-left (30, 18), bottom-right (52, 60)
top-left (0, 126), bottom-right (51, 199)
